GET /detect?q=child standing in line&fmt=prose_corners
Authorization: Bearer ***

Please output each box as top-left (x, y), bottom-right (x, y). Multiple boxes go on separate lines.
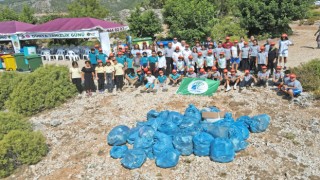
top-left (176, 55), bottom-right (185, 76)
top-left (89, 48), bottom-right (98, 69)
top-left (95, 60), bottom-right (106, 93)
top-left (104, 60), bottom-right (114, 93)
top-left (217, 52), bottom-right (227, 74)
top-left (140, 52), bottom-right (149, 69)
top-left (240, 42), bottom-right (250, 71)
top-left (172, 46), bottom-right (182, 70)
top-left (256, 46), bottom-right (268, 72)
top-left (205, 50), bottom-right (215, 71)
top-left (157, 51), bottom-right (167, 73)
top-left (196, 52), bottom-right (204, 73)
top-left (268, 42), bottom-right (278, 76)
top-left (224, 43), bottom-right (232, 70)
top-left (147, 51), bottom-right (158, 76)
top-left (126, 53), bottom-right (134, 74)
top-left (134, 52), bottom-right (141, 71)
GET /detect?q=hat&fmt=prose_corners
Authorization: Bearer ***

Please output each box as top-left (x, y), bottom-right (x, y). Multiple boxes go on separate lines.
top-left (159, 43), bottom-right (164, 46)
top-left (95, 44), bottom-right (100, 48)
top-left (208, 50), bottom-right (213, 54)
top-left (117, 52), bottom-right (122, 55)
top-left (98, 48), bottom-right (102, 51)
top-left (234, 40), bottom-right (238, 43)
top-left (188, 55), bottom-right (193, 59)
top-left (223, 69), bottom-right (228, 73)
top-left (136, 52), bottom-right (141, 55)
top-left (147, 71), bottom-right (152, 74)
top-left (125, 46), bottom-right (128, 49)
top-left (245, 70), bottom-right (250, 74)
top-left (121, 49), bottom-right (125, 53)
top-left (188, 68), bottom-right (194, 72)
top-left (197, 52), bottom-right (202, 56)
top-left (281, 33), bottom-right (288, 37)
top-left (262, 66), bottom-right (267, 69)
top-left (276, 66), bottom-right (282, 69)
top-left (209, 42), bottom-right (214, 45)
top-left (137, 69), bottom-right (141, 72)
top-left (144, 68), bottom-right (149, 72)
top-left (172, 69), bottom-right (177, 73)
top-left (270, 42), bottom-right (276, 46)
top-left (230, 69), bottom-right (235, 72)
top-left (178, 55), bottom-right (184, 59)
top-left (260, 46), bottom-right (265, 50)
top-left (200, 68), bottom-right (205, 73)
top-left (97, 60), bottom-right (102, 63)
top-left (175, 46), bottom-right (180, 50)
top-left (226, 37), bottom-right (230, 40)
top-left (290, 74), bottom-right (296, 78)
top-left (212, 66), bottom-right (217, 70)
top-left (109, 53), bottom-right (114, 57)
top-left (220, 52), bottom-right (225, 55)
top-left (159, 70), bottom-right (164, 73)
top-left (118, 45), bottom-right (122, 49)
top-left (106, 60), bottom-right (111, 63)
top-left (244, 41), bottom-right (248, 45)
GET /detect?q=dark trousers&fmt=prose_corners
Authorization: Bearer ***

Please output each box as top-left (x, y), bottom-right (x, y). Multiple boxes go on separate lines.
top-left (106, 73), bottom-right (113, 92)
top-left (226, 59), bottom-right (231, 70)
top-left (97, 73), bottom-right (105, 91)
top-left (165, 57), bottom-right (172, 75)
top-left (268, 59), bottom-right (276, 75)
top-left (258, 79), bottom-right (267, 86)
top-left (72, 78), bottom-right (83, 94)
top-left (249, 56), bottom-right (256, 71)
top-left (240, 78), bottom-right (254, 87)
top-left (115, 75), bottom-right (124, 90)
top-left (241, 58), bottom-right (250, 71)
top-left (150, 63), bottom-right (156, 75)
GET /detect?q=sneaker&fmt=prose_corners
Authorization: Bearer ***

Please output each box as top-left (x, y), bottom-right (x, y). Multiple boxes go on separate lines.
top-left (146, 89), bottom-right (151, 93)
top-left (225, 86), bottom-right (231, 92)
top-left (233, 85), bottom-right (237, 90)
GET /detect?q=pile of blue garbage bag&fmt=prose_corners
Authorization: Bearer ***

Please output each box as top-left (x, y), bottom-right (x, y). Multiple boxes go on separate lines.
top-left (107, 104), bottom-right (270, 169)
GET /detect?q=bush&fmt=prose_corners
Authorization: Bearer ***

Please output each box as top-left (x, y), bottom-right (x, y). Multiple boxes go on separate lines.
top-left (5, 65), bottom-right (77, 116)
top-left (0, 112), bottom-right (31, 140)
top-left (291, 59), bottom-right (320, 99)
top-left (0, 72), bottom-right (25, 110)
top-left (210, 16), bottom-right (246, 41)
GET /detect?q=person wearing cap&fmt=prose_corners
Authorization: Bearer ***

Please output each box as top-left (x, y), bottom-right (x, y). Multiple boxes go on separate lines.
top-left (222, 37), bottom-right (234, 48)
top-left (157, 51), bottom-right (167, 73)
top-left (169, 69), bottom-right (181, 86)
top-left (278, 34), bottom-right (293, 70)
top-left (231, 40), bottom-right (240, 71)
top-left (272, 66), bottom-right (284, 86)
top-left (268, 42), bottom-right (278, 76)
top-left (140, 52), bottom-right (149, 69)
top-left (228, 69), bottom-right (240, 90)
top-left (257, 66), bottom-right (269, 87)
top-left (156, 70), bottom-right (168, 92)
top-left (239, 70), bottom-right (257, 90)
top-left (104, 60), bottom-right (115, 93)
top-left (196, 51), bottom-right (205, 73)
top-left (82, 60), bottom-right (96, 96)
top-left (221, 69), bottom-right (231, 91)
top-left (113, 59), bottom-right (125, 92)
top-left (116, 52), bottom-right (126, 66)
top-left (200, 45), bottom-right (208, 58)
top-left (134, 52), bottom-right (142, 71)
top-left (141, 71), bottom-right (156, 93)
top-left (164, 42), bottom-right (174, 75)
top-left (97, 48), bottom-right (107, 64)
top-left (185, 68), bottom-right (197, 78)
top-left (172, 37), bottom-right (182, 51)
top-left (125, 53), bottom-right (134, 75)
top-left (182, 44), bottom-right (192, 62)
top-left (224, 43), bottom-right (232, 70)
top-left (125, 69), bottom-right (139, 88)
top-left (89, 48), bottom-right (98, 69)
top-left (157, 42), bottom-right (165, 54)
top-left (240, 41), bottom-right (250, 71)
top-left (191, 47), bottom-right (198, 63)
top-left (256, 46), bottom-right (268, 72)
top-left (205, 49), bottom-right (215, 71)
top-left (217, 52), bottom-right (227, 74)
top-left (147, 51), bottom-right (158, 75)
top-left (95, 60), bottom-right (106, 93)
top-left (208, 66), bottom-right (221, 81)
top-left (186, 55), bottom-right (196, 72)
top-left (198, 68), bottom-right (208, 79)
top-left (172, 46), bottom-right (182, 70)
top-left (136, 69), bottom-right (145, 87)
top-left (282, 74), bottom-right (303, 99)
top-left (249, 39), bottom-right (259, 72)
top-left (176, 55), bottom-right (185, 76)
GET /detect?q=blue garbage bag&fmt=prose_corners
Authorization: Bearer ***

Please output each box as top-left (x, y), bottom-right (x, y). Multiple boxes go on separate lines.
top-left (153, 132), bottom-right (174, 158)
top-left (155, 148), bottom-right (180, 168)
top-left (159, 110), bottom-right (169, 119)
top-left (248, 114), bottom-right (270, 133)
top-left (234, 121), bottom-right (250, 140)
top-left (210, 138), bottom-right (235, 163)
top-left (167, 111), bottom-right (184, 126)
top-left (144, 117), bottom-right (164, 131)
top-left (184, 104), bottom-right (201, 122)
top-left (236, 116), bottom-right (251, 129)
top-left (107, 125), bottom-right (130, 146)
top-left (179, 116), bottom-right (198, 131)
top-left (229, 137), bottom-right (248, 152)
top-left (127, 127), bottom-right (140, 144)
top-left (139, 126), bottom-right (155, 138)
top-left (205, 121), bottom-right (232, 138)
top-left (121, 149), bottom-right (147, 169)
top-left (147, 110), bottom-right (159, 120)
top-left (224, 112), bottom-right (234, 122)
top-left (110, 145), bottom-right (128, 159)
top-left (228, 124), bottom-right (249, 152)
top-left (193, 132), bottom-right (214, 156)
top-left (145, 147), bottom-right (155, 160)
top-left (158, 120), bottom-right (179, 136)
top-left (173, 133), bottom-right (193, 156)
top-left (133, 137), bottom-right (154, 149)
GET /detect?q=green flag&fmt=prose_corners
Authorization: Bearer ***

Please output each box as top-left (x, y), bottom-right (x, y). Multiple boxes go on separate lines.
top-left (176, 78), bottom-right (220, 96)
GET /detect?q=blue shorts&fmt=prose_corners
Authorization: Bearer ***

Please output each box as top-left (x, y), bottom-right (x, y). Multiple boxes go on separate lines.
top-left (231, 57), bottom-right (240, 64)
top-left (292, 89), bottom-right (302, 96)
top-left (145, 83), bottom-right (155, 89)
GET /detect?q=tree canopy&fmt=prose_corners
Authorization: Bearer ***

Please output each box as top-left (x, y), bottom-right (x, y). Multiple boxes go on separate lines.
top-left (67, 0), bottom-right (109, 19)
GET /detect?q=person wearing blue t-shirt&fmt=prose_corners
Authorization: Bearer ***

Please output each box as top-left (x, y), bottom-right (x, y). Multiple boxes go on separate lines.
top-left (116, 52), bottom-right (126, 65)
top-left (148, 51), bottom-right (158, 75)
top-left (140, 52), bottom-right (149, 69)
top-left (125, 70), bottom-right (138, 88)
top-left (89, 48), bottom-right (97, 69)
top-left (94, 44), bottom-right (100, 55)
top-left (126, 53), bottom-right (134, 74)
top-left (282, 73), bottom-right (303, 100)
top-left (169, 69), bottom-right (181, 87)
top-left (156, 70), bottom-right (168, 92)
top-left (97, 48), bottom-right (107, 64)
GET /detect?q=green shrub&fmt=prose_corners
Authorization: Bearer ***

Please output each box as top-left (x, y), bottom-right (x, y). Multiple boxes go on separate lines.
top-left (5, 65), bottom-right (77, 116)
top-left (0, 72), bottom-right (25, 110)
top-left (291, 59), bottom-right (320, 99)
top-left (210, 16), bottom-right (246, 41)
top-left (0, 112), bottom-right (31, 140)
top-left (0, 141), bottom-right (14, 178)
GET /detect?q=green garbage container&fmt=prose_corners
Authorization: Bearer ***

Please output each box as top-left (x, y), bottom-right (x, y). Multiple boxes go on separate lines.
top-left (25, 55), bottom-right (43, 71)
top-left (14, 53), bottom-right (29, 71)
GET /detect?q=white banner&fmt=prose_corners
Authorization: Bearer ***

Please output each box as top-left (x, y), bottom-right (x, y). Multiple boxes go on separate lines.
top-left (105, 26), bottom-right (129, 33)
top-left (99, 32), bottom-right (111, 56)
top-left (19, 31), bottom-right (100, 40)
top-left (11, 35), bottom-right (21, 53)
top-left (0, 35), bottom-right (11, 41)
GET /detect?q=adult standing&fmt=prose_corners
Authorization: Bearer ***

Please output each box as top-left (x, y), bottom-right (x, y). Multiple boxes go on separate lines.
top-left (69, 61), bottom-right (83, 95)
top-left (113, 59), bottom-right (125, 92)
top-left (164, 42), bottom-right (174, 75)
top-left (204, 36), bottom-right (217, 49)
top-left (172, 37), bottom-right (182, 50)
top-left (222, 37), bottom-right (234, 48)
top-left (81, 61), bottom-right (96, 96)
top-left (95, 60), bottom-right (106, 93)
top-left (268, 42), bottom-right (278, 76)
top-left (249, 40), bottom-right (259, 72)
top-left (240, 42), bottom-right (250, 71)
top-left (278, 34), bottom-right (293, 70)
top-left (182, 44), bottom-right (192, 62)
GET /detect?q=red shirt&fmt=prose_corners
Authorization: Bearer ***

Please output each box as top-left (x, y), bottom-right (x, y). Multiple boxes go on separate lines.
top-left (222, 41), bottom-right (234, 48)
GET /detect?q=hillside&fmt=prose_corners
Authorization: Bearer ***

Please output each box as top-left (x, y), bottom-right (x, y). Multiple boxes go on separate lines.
top-left (0, 0), bottom-right (143, 13)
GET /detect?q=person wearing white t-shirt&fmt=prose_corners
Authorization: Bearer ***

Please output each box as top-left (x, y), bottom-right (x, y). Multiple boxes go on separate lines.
top-left (231, 40), bottom-right (240, 71)
top-left (182, 44), bottom-right (192, 62)
top-left (172, 37), bottom-right (182, 50)
top-left (141, 71), bottom-right (156, 93)
top-left (172, 46), bottom-right (182, 70)
top-left (196, 52), bottom-right (205, 73)
top-left (278, 34), bottom-right (293, 70)
top-left (157, 51), bottom-right (166, 72)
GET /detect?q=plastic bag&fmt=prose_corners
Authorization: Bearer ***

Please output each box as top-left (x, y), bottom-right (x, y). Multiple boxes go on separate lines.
top-left (147, 110), bottom-right (159, 120)
top-left (168, 111), bottom-right (184, 126)
top-left (133, 137), bottom-right (154, 149)
top-left (155, 148), bottom-right (180, 168)
top-left (234, 121), bottom-right (250, 140)
top-left (229, 137), bottom-right (248, 152)
top-left (248, 114), bottom-right (270, 133)
top-left (110, 145), bottom-right (128, 159)
top-left (236, 116), bottom-right (251, 129)
top-left (139, 126), bottom-right (155, 138)
top-left (210, 138), bottom-right (235, 163)
top-left (127, 127), bottom-right (140, 144)
top-left (121, 149), bottom-right (146, 169)
top-left (184, 104), bottom-right (201, 123)
top-left (205, 121), bottom-right (231, 138)
top-left (144, 117), bottom-right (164, 131)
top-left (228, 124), bottom-right (249, 152)
top-left (158, 120), bottom-right (179, 136)
top-left (158, 110), bottom-right (169, 119)
top-left (193, 132), bottom-right (214, 156)
top-left (179, 116), bottom-right (198, 131)
top-left (224, 112), bottom-right (234, 122)
top-left (107, 125), bottom-right (130, 146)
top-left (173, 133), bottom-right (193, 156)
top-left (153, 132), bottom-right (174, 157)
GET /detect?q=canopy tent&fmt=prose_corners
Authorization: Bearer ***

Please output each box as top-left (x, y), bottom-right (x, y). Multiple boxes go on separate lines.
top-left (20, 17), bottom-right (129, 55)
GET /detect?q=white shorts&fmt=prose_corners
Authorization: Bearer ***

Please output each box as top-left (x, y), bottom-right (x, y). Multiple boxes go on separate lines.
top-left (279, 50), bottom-right (288, 57)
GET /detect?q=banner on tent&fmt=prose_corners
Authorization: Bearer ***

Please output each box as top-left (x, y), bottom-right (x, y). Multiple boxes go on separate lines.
top-left (176, 78), bottom-right (220, 96)
top-left (0, 35), bottom-right (11, 41)
top-left (19, 31), bottom-right (100, 40)
top-left (105, 26), bottom-right (129, 33)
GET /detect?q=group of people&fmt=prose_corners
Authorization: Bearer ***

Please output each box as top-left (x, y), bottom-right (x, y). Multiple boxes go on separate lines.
top-left (68, 35), bottom-right (302, 100)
